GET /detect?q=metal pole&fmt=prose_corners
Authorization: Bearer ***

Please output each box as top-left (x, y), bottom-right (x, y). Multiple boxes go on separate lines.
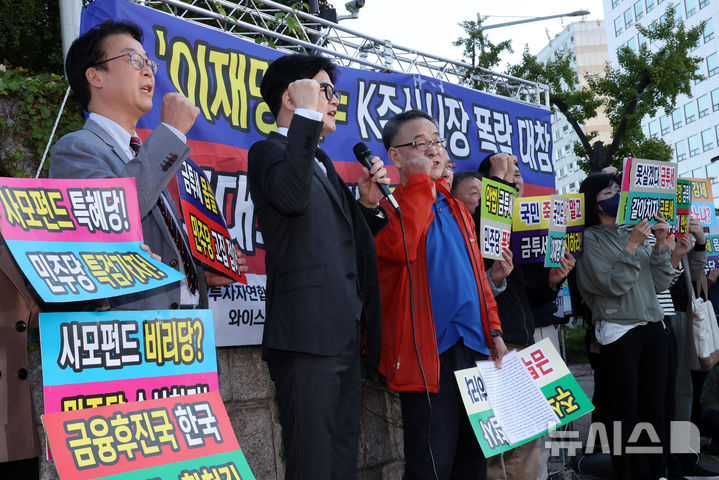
top-left (58, 0), bottom-right (83, 66)
top-left (483, 10), bottom-right (590, 30)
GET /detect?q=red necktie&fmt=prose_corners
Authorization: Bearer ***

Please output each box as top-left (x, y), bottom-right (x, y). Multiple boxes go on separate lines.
top-left (129, 136), bottom-right (199, 294)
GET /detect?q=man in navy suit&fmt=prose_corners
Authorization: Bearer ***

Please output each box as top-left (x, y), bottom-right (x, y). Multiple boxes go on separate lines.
top-left (248, 53), bottom-right (389, 479)
top-left (50, 20), bottom-right (244, 309)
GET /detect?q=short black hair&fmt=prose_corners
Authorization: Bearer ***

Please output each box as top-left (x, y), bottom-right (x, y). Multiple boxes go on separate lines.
top-left (451, 170), bottom-right (482, 195)
top-left (579, 172), bottom-right (617, 227)
top-left (381, 109), bottom-right (437, 151)
top-left (260, 53), bottom-right (338, 120)
top-left (65, 20), bottom-right (144, 111)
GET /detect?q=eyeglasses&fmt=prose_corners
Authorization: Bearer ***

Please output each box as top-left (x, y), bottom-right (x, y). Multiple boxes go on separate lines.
top-left (93, 52), bottom-right (158, 74)
top-left (443, 162), bottom-right (457, 172)
top-left (319, 83), bottom-right (342, 102)
top-left (392, 138), bottom-right (447, 152)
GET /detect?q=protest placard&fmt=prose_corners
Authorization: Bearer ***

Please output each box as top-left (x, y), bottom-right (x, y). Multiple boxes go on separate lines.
top-left (40, 309), bottom-right (219, 419)
top-left (544, 196), bottom-right (569, 267)
top-left (177, 159), bottom-right (245, 284)
top-left (0, 177), bottom-right (183, 302)
top-left (617, 158), bottom-right (677, 225)
top-left (479, 177), bottom-right (515, 261)
top-left (43, 391), bottom-right (255, 480)
top-left (512, 194), bottom-right (584, 264)
top-left (684, 178), bottom-right (717, 228)
top-left (455, 338), bottom-right (593, 457)
top-left (705, 235), bottom-right (719, 273)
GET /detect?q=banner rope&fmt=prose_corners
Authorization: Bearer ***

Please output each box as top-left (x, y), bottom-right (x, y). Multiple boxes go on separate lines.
top-left (35, 85), bottom-right (71, 179)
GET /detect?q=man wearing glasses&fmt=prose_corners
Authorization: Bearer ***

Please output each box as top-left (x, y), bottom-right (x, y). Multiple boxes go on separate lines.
top-left (247, 53), bottom-right (389, 479)
top-left (50, 20), bottom-right (234, 310)
top-left (375, 109), bottom-right (507, 479)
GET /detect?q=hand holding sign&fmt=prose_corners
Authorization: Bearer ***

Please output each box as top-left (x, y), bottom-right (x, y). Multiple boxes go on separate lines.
top-left (627, 219), bottom-right (651, 254)
top-left (651, 214), bottom-right (670, 250)
top-left (548, 251), bottom-right (576, 289)
top-left (489, 248), bottom-right (514, 286)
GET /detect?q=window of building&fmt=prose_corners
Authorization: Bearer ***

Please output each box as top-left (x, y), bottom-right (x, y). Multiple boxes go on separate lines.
top-left (613, 0), bottom-right (621, 7)
top-left (615, 16), bottom-right (624, 36)
top-left (672, 109), bottom-right (683, 129)
top-left (689, 134), bottom-right (700, 156)
top-left (648, 119), bottom-right (659, 138)
top-left (676, 140), bottom-right (688, 161)
top-left (695, 59), bottom-right (707, 85)
top-left (708, 52), bottom-right (719, 77)
top-left (693, 165), bottom-right (706, 177)
top-left (712, 88), bottom-right (719, 111)
top-left (705, 19), bottom-right (715, 42)
top-left (717, 124), bottom-right (719, 145)
top-left (700, 0), bottom-right (710, 8)
top-left (660, 115), bottom-right (671, 135)
top-left (627, 36), bottom-right (638, 52)
top-left (702, 128), bottom-right (715, 151)
top-left (634, 0), bottom-right (644, 19)
top-left (698, 94), bottom-right (710, 117)
top-left (684, 100), bottom-right (697, 124)
top-left (638, 31), bottom-right (648, 48)
top-left (624, 8), bottom-right (634, 28)
top-left (646, 0), bottom-right (655, 11)
top-left (658, 0), bottom-right (665, 4)
top-left (685, 0), bottom-right (697, 17)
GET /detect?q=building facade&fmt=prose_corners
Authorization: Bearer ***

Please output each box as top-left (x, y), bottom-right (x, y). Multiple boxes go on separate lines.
top-left (537, 20), bottom-right (612, 194)
top-left (603, 0), bottom-right (719, 205)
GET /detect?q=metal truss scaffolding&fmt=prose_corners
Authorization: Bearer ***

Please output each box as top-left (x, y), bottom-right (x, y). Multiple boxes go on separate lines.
top-left (139, 0), bottom-right (550, 108)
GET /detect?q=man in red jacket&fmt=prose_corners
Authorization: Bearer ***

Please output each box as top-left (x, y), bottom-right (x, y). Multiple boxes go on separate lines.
top-left (375, 109), bottom-right (507, 479)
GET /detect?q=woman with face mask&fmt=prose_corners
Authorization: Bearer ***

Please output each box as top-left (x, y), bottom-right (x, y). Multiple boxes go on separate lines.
top-left (575, 172), bottom-right (675, 480)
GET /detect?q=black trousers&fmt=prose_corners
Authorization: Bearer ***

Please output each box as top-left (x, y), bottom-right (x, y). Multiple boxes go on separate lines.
top-left (600, 321), bottom-right (669, 480)
top-left (266, 324), bottom-right (361, 480)
top-left (399, 340), bottom-right (488, 480)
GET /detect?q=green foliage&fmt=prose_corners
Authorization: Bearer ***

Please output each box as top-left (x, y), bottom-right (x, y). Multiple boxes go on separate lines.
top-left (453, 16), bottom-right (513, 88)
top-left (500, 5), bottom-right (701, 173)
top-left (0, 65), bottom-right (84, 177)
top-left (0, 0), bottom-right (64, 74)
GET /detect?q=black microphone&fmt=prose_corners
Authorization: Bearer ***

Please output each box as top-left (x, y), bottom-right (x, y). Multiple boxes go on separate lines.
top-left (352, 142), bottom-right (400, 214)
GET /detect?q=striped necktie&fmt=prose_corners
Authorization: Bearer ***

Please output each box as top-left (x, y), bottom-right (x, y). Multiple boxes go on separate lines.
top-left (129, 136), bottom-right (199, 294)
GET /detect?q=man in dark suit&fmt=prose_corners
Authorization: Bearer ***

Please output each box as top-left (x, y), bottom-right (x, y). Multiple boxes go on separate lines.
top-left (248, 53), bottom-right (389, 479)
top-left (50, 20), bottom-right (243, 309)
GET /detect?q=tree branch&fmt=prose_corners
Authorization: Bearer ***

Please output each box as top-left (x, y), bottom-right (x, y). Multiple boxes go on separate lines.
top-left (551, 97), bottom-right (593, 154)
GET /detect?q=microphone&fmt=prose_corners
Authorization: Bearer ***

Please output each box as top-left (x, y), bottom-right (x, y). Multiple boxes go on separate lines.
top-left (352, 142), bottom-right (401, 214)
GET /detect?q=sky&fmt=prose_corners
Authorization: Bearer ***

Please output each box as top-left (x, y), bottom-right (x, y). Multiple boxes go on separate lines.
top-left (344, 0), bottom-right (606, 71)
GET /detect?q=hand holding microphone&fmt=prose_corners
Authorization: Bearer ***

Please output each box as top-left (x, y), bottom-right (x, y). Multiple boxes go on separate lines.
top-left (353, 142), bottom-right (400, 213)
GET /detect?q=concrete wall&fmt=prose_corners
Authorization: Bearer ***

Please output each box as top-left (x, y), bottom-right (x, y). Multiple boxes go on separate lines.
top-left (30, 341), bottom-right (406, 479)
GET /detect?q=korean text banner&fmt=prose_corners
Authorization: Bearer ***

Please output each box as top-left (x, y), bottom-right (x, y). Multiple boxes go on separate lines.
top-left (683, 178), bottom-right (718, 228)
top-left (42, 391), bottom-right (255, 480)
top-left (0, 177), bottom-right (183, 302)
top-left (544, 196), bottom-right (568, 267)
top-left (40, 310), bottom-right (219, 418)
top-left (618, 158), bottom-right (677, 225)
top-left (177, 158), bottom-right (245, 284)
top-left (479, 177), bottom-right (515, 261)
top-left (705, 235), bottom-right (719, 272)
top-left (455, 338), bottom-right (593, 457)
top-left (81, 0), bottom-right (553, 345)
top-left (511, 193), bottom-right (584, 264)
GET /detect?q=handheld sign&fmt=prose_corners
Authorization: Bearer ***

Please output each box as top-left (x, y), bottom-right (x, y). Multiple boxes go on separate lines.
top-left (618, 158), bottom-right (677, 225)
top-left (177, 158), bottom-right (245, 284)
top-left (480, 177), bottom-right (515, 261)
top-left (0, 177), bottom-right (182, 302)
top-left (544, 196), bottom-right (568, 267)
top-left (455, 338), bottom-right (593, 458)
top-left (685, 178), bottom-right (717, 228)
top-left (40, 310), bottom-right (219, 419)
top-left (42, 391), bottom-right (255, 480)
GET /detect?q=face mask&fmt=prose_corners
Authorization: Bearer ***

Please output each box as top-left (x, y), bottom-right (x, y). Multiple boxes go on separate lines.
top-left (597, 192), bottom-right (620, 218)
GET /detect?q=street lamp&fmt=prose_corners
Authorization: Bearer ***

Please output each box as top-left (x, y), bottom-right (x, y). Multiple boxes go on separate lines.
top-left (481, 10), bottom-right (590, 30)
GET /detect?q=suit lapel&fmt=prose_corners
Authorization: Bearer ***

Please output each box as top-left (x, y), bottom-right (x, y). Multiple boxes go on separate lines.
top-left (83, 118), bottom-right (133, 168)
top-left (314, 148), bottom-right (352, 225)
top-left (268, 133), bottom-right (352, 225)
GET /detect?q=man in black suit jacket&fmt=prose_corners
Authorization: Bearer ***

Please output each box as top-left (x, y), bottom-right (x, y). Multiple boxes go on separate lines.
top-left (248, 53), bottom-right (389, 479)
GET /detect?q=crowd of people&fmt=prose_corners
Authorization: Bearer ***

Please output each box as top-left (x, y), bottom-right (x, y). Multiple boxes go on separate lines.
top-left (3, 17), bottom-right (719, 480)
